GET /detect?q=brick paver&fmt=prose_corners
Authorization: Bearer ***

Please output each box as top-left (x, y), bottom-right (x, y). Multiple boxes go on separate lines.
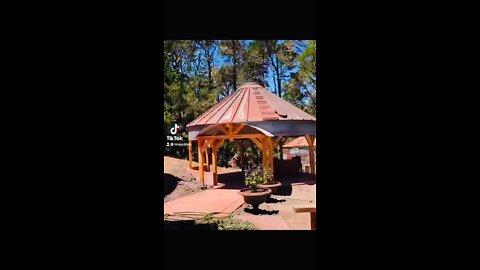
top-left (164, 189), bottom-right (244, 214)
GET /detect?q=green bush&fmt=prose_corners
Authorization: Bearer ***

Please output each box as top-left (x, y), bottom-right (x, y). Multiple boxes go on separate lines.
top-left (244, 168), bottom-right (265, 192)
top-left (165, 213), bottom-right (257, 230)
top-left (216, 218), bottom-right (256, 230)
top-left (263, 167), bottom-right (273, 184)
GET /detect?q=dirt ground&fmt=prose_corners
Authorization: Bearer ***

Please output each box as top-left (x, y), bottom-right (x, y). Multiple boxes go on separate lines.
top-left (164, 156), bottom-right (316, 230)
top-left (164, 156), bottom-right (240, 203)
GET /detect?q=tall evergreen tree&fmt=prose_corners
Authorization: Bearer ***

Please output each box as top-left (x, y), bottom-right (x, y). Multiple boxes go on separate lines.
top-left (297, 40), bottom-right (316, 116)
top-left (219, 40), bottom-right (246, 94)
top-left (242, 41), bottom-right (270, 86)
top-left (253, 40), bottom-right (297, 97)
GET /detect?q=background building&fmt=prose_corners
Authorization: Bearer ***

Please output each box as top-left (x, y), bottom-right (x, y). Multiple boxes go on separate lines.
top-left (282, 137), bottom-right (316, 173)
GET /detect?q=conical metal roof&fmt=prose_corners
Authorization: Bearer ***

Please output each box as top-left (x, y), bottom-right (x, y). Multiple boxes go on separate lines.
top-left (283, 136), bottom-right (317, 148)
top-left (187, 83), bottom-right (315, 128)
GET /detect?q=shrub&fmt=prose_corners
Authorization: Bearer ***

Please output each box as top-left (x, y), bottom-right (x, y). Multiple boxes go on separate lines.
top-left (263, 167), bottom-right (273, 184)
top-left (244, 167), bottom-right (265, 192)
top-left (164, 213), bottom-right (257, 230)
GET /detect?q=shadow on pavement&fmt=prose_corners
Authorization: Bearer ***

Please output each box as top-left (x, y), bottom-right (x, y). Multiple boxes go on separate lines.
top-left (164, 173), bottom-right (181, 197)
top-left (244, 208), bottom-right (279, 215)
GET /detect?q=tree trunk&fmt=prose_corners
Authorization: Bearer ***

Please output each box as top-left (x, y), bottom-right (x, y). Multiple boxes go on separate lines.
top-left (269, 55), bottom-right (277, 95)
top-left (276, 58), bottom-right (282, 97)
top-left (272, 69), bottom-right (277, 94)
top-left (304, 83), bottom-right (316, 106)
top-left (207, 61), bottom-right (212, 82)
top-left (233, 57), bottom-right (237, 93)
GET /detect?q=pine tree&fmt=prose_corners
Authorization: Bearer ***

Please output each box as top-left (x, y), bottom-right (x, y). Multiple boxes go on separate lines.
top-left (219, 40), bottom-right (246, 94)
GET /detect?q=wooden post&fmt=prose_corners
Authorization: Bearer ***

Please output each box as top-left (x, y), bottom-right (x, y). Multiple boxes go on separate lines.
top-left (198, 138), bottom-right (204, 185)
top-left (261, 137), bottom-right (267, 172)
top-left (213, 139), bottom-right (224, 185)
top-left (311, 136), bottom-right (316, 177)
top-left (212, 145), bottom-right (218, 185)
top-left (205, 147), bottom-right (210, 172)
top-left (268, 137), bottom-right (275, 180)
top-left (188, 140), bottom-right (193, 169)
top-left (310, 136), bottom-right (315, 177)
top-left (305, 135), bottom-right (316, 178)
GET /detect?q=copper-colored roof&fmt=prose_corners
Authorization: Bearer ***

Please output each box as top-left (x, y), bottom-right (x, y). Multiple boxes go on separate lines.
top-left (283, 137), bottom-right (316, 148)
top-left (187, 83), bottom-right (316, 128)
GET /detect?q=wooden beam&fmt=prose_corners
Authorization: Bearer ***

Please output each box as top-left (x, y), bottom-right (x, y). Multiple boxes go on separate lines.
top-left (209, 139), bottom-right (218, 152)
top-left (305, 135), bottom-right (311, 146)
top-left (214, 139), bottom-right (225, 152)
top-left (305, 135), bottom-right (316, 177)
top-left (197, 134), bottom-right (271, 140)
top-left (293, 205), bottom-right (316, 213)
top-left (232, 124), bottom-right (245, 135)
top-left (227, 123), bottom-right (234, 141)
top-left (201, 138), bottom-right (215, 153)
top-left (250, 137), bottom-right (264, 149)
top-left (188, 140), bottom-right (193, 169)
top-left (210, 139), bottom-right (217, 151)
top-left (198, 138), bottom-right (204, 185)
top-left (217, 125), bottom-right (229, 135)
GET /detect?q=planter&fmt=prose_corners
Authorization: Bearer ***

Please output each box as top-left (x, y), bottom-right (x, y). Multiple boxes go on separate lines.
top-left (238, 188), bottom-right (271, 210)
top-left (258, 181), bottom-right (282, 196)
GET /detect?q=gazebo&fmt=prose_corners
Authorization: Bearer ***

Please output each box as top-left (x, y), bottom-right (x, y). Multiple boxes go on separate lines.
top-left (283, 136), bottom-right (317, 173)
top-left (186, 82), bottom-right (316, 186)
